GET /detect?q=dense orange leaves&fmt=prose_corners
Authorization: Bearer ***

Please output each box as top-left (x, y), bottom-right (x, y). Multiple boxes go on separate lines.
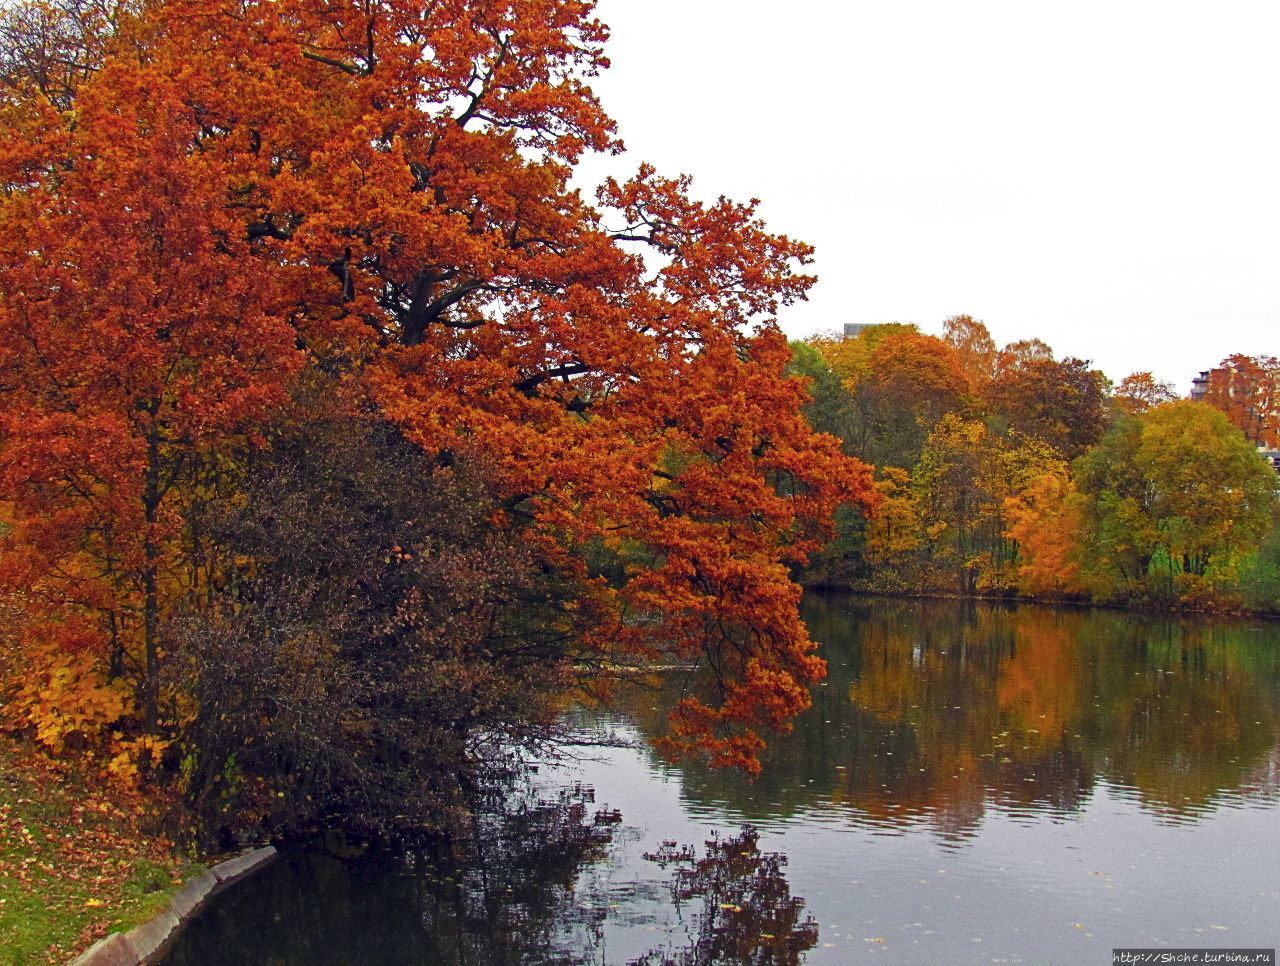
top-left (0, 0), bottom-right (872, 775)
top-left (1201, 354), bottom-right (1280, 447)
top-left (1004, 471), bottom-right (1082, 597)
top-left (941, 314), bottom-right (997, 387)
top-left (1113, 371), bottom-right (1177, 415)
top-left (0, 4), bottom-right (305, 732)
top-left (863, 332), bottom-right (971, 415)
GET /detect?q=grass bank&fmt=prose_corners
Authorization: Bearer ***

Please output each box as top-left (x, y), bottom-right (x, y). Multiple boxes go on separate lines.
top-left (0, 735), bottom-right (202, 965)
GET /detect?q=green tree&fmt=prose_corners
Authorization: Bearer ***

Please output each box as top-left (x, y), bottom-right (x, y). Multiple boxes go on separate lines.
top-left (785, 341), bottom-right (858, 445)
top-left (1074, 401), bottom-right (1278, 603)
top-left (1239, 523), bottom-right (1280, 612)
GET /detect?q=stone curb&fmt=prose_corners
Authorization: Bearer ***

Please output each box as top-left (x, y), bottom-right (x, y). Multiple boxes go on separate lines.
top-left (68, 846), bottom-right (277, 966)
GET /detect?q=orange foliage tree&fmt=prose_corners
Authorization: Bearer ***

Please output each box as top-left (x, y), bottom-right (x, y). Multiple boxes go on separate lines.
top-left (985, 355), bottom-right (1108, 459)
top-left (1202, 353), bottom-right (1280, 448)
top-left (0, 0), bottom-right (302, 748)
top-left (996, 337), bottom-right (1055, 372)
top-left (1003, 470), bottom-right (1083, 597)
top-left (809, 326), bottom-right (971, 468)
top-left (941, 314), bottom-right (997, 387)
top-left (1113, 371), bottom-right (1177, 415)
top-left (863, 331), bottom-right (972, 418)
top-left (0, 0), bottom-right (873, 774)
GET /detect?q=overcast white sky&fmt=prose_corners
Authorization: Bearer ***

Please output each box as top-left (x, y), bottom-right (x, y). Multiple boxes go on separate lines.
top-left (578, 0), bottom-right (1280, 391)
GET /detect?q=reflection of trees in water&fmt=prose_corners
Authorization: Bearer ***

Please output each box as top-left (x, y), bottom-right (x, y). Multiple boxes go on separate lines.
top-left (633, 828), bottom-right (818, 966)
top-left (165, 783), bottom-right (618, 965)
top-left (395, 785), bottom-right (619, 962)
top-left (619, 596), bottom-right (1280, 839)
top-left (844, 604), bottom-right (1093, 835)
top-left (165, 786), bottom-right (819, 966)
top-left (1073, 614), bottom-right (1279, 814)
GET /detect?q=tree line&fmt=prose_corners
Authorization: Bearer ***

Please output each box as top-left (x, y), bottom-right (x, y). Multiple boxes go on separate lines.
top-left (791, 317), bottom-right (1280, 611)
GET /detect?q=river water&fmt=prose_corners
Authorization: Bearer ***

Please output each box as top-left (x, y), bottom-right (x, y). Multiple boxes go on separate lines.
top-left (164, 595), bottom-right (1280, 964)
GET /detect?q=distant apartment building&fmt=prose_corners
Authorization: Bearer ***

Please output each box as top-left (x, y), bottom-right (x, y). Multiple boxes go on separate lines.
top-left (843, 323), bottom-right (870, 339)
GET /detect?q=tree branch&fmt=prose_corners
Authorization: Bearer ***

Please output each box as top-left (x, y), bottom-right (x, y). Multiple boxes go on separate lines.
top-left (513, 363), bottom-right (593, 396)
top-left (301, 49), bottom-right (364, 76)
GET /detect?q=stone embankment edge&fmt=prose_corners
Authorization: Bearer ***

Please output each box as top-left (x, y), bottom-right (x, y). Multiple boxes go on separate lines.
top-left (67, 846), bottom-right (278, 966)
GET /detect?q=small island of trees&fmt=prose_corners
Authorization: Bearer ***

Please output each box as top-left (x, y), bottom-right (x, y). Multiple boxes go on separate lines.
top-left (791, 320), bottom-right (1280, 612)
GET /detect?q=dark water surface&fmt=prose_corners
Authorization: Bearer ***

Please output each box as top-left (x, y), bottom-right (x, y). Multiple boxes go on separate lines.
top-left (164, 595), bottom-right (1280, 964)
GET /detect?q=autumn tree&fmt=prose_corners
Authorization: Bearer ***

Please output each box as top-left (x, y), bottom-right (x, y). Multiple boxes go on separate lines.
top-left (0, 0), bottom-right (873, 781)
top-left (864, 468), bottom-right (923, 563)
top-left (986, 356), bottom-right (1108, 459)
top-left (810, 327), bottom-right (971, 468)
top-left (0, 5), bottom-right (303, 744)
top-left (911, 415), bottom-right (990, 595)
top-left (1113, 371), bottom-right (1177, 416)
top-left (942, 314), bottom-right (998, 387)
top-left (913, 415), bottom-right (1064, 595)
top-left (0, 0), bottom-right (127, 109)
top-left (860, 467), bottom-right (924, 589)
top-left (996, 337), bottom-right (1055, 372)
top-left (866, 333), bottom-right (972, 421)
top-left (1003, 470), bottom-right (1083, 597)
top-left (805, 322), bottom-right (919, 388)
top-left (1202, 354), bottom-right (1280, 447)
top-left (1073, 402), bottom-right (1277, 602)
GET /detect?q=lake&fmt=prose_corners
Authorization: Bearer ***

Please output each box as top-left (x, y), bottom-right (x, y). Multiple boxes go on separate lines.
top-left (163, 594), bottom-right (1280, 964)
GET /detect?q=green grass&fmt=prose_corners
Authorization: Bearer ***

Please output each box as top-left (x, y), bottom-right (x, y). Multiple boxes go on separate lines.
top-left (0, 738), bottom-right (202, 964)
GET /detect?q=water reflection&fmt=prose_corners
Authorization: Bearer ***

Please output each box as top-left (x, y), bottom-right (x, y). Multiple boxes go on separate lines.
top-left (164, 787), bottom-right (819, 966)
top-left (166, 785), bottom-right (619, 965)
top-left (164, 596), bottom-right (1280, 964)
top-left (635, 829), bottom-right (818, 965)
top-left (624, 597), bottom-right (1280, 840)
